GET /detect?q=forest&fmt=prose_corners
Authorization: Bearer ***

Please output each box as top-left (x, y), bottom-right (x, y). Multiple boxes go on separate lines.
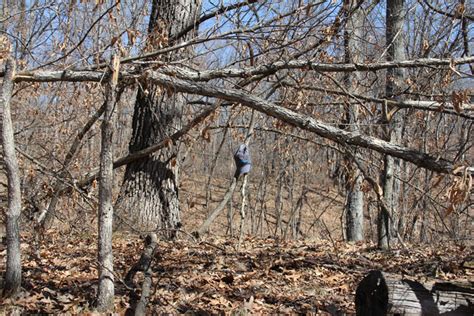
top-left (0, 0), bottom-right (473, 314)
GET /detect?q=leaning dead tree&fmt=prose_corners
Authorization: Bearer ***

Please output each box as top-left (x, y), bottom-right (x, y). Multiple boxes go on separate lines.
top-left (143, 71), bottom-right (465, 175)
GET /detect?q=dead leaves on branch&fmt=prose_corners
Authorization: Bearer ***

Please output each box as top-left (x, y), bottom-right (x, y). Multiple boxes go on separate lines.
top-left (451, 90), bottom-right (471, 113)
top-left (445, 165), bottom-right (472, 216)
top-left (0, 35), bottom-right (11, 60)
top-left (201, 126), bottom-right (211, 142)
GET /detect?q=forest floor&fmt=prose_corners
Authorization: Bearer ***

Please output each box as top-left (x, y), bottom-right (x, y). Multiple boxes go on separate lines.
top-left (0, 231), bottom-right (472, 314)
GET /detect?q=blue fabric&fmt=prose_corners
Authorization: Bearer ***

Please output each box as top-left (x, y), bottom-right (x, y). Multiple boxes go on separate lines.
top-left (234, 144), bottom-right (251, 177)
top-left (236, 158), bottom-right (250, 165)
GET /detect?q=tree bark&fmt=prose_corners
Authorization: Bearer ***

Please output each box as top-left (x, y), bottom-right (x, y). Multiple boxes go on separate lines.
top-left (96, 56), bottom-right (119, 312)
top-left (145, 71), bottom-right (457, 174)
top-left (379, 0), bottom-right (406, 249)
top-left (1, 58), bottom-right (22, 298)
top-left (12, 56), bottom-right (474, 84)
top-left (355, 270), bottom-right (474, 315)
top-left (114, 0), bottom-right (201, 235)
top-left (343, 0), bottom-right (366, 242)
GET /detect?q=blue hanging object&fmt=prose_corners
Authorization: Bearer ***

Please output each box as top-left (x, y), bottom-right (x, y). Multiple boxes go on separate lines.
top-left (234, 144), bottom-right (251, 178)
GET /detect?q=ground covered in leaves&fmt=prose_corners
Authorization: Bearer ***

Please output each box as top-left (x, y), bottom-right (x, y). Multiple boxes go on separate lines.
top-left (0, 231), bottom-right (472, 314)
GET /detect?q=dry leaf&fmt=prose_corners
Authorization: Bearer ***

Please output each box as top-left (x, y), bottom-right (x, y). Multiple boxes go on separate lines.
top-left (170, 157), bottom-right (177, 167)
top-left (445, 166), bottom-right (472, 216)
top-left (126, 29), bottom-right (136, 45)
top-left (201, 126), bottom-right (211, 142)
top-left (451, 90), bottom-right (469, 113)
top-left (164, 137), bottom-right (173, 148)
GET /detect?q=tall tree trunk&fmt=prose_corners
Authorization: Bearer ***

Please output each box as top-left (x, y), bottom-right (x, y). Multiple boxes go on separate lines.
top-left (1, 58), bottom-right (22, 298)
top-left (114, 0), bottom-right (201, 236)
top-left (343, 0), bottom-right (365, 242)
top-left (379, 0), bottom-right (406, 249)
top-left (96, 56), bottom-right (119, 312)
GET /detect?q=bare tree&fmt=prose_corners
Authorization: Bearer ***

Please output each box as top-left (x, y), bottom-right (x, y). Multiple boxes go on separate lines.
top-left (342, 0), bottom-right (368, 242)
top-left (96, 56), bottom-right (120, 312)
top-left (0, 0), bottom-right (471, 254)
top-left (379, 0), bottom-right (406, 249)
top-left (1, 56), bottom-right (22, 297)
top-left (114, 0), bottom-right (202, 236)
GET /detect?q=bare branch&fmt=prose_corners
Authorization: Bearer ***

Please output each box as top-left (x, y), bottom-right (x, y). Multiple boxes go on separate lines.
top-left (13, 56), bottom-right (474, 83)
top-left (60, 104), bottom-right (217, 192)
top-left (157, 56), bottom-right (474, 82)
top-left (279, 81), bottom-right (474, 118)
top-left (420, 0), bottom-right (474, 22)
top-left (146, 71), bottom-right (456, 174)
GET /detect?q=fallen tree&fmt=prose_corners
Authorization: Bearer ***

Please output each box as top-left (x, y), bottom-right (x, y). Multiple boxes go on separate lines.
top-left (125, 233), bottom-right (159, 316)
top-left (355, 270), bottom-right (474, 315)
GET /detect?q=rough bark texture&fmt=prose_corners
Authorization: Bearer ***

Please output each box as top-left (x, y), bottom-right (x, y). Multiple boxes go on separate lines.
top-left (379, 0), bottom-right (406, 249)
top-left (355, 270), bottom-right (474, 315)
top-left (1, 58), bottom-right (22, 298)
top-left (96, 57), bottom-right (119, 312)
top-left (343, 0), bottom-right (365, 242)
top-left (12, 56), bottom-right (474, 84)
top-left (115, 0), bottom-right (201, 235)
top-left (146, 72), bottom-right (456, 174)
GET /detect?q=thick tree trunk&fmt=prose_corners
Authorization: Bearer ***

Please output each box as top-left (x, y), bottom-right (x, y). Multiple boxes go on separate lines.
top-left (355, 270), bottom-right (474, 315)
top-left (379, 0), bottom-right (406, 249)
top-left (343, 0), bottom-right (366, 242)
top-left (1, 58), bottom-right (22, 298)
top-left (96, 56), bottom-right (119, 312)
top-left (115, 0), bottom-right (201, 235)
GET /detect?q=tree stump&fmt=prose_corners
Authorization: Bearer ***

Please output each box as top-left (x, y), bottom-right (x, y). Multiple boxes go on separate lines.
top-left (355, 270), bottom-right (473, 315)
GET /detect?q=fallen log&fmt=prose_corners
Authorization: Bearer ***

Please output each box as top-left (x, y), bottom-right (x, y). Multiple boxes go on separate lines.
top-left (355, 270), bottom-right (473, 315)
top-left (125, 233), bottom-right (158, 316)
